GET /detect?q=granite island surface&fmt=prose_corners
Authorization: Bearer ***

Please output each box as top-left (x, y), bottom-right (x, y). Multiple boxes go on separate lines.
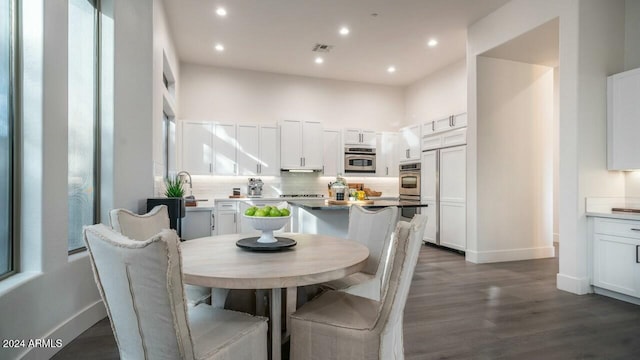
top-left (288, 199), bottom-right (429, 211)
top-left (289, 199), bottom-right (428, 238)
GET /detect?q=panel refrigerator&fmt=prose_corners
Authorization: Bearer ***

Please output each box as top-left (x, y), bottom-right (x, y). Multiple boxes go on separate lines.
top-left (421, 145), bottom-right (466, 251)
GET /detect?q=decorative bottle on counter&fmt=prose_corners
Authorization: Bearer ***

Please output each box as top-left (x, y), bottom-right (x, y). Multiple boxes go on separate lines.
top-left (331, 174), bottom-right (347, 201)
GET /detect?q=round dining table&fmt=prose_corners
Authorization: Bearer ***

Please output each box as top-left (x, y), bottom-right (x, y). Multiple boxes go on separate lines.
top-left (180, 232), bottom-right (369, 360)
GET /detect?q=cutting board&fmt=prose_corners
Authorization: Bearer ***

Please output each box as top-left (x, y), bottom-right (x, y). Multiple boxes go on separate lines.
top-left (327, 199), bottom-right (374, 205)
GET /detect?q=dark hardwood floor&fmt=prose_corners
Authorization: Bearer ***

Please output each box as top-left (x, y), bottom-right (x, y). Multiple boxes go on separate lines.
top-left (53, 245), bottom-right (640, 360)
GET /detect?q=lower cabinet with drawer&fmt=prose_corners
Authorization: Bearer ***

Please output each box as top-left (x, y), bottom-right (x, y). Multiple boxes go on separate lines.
top-left (215, 201), bottom-right (239, 235)
top-left (592, 217), bottom-right (640, 302)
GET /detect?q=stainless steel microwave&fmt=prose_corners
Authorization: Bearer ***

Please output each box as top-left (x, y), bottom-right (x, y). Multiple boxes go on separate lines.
top-left (344, 146), bottom-right (376, 174)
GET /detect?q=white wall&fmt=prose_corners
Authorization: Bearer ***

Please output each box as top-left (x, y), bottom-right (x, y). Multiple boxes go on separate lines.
top-left (0, 0), bottom-right (156, 358)
top-left (152, 0), bottom-right (179, 178)
top-left (467, 0), bottom-right (627, 294)
top-left (403, 59), bottom-right (467, 126)
top-left (625, 0), bottom-right (640, 196)
top-left (179, 64), bottom-right (405, 131)
top-left (475, 57), bottom-right (555, 262)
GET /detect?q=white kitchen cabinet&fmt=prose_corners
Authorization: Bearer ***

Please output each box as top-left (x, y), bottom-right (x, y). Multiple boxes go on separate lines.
top-left (607, 68), bottom-right (640, 170)
top-left (182, 122), bottom-right (214, 175)
top-left (280, 120), bottom-right (323, 170)
top-left (236, 124), bottom-right (279, 176)
top-left (344, 128), bottom-right (376, 146)
top-left (422, 145), bottom-right (466, 250)
top-left (215, 201), bottom-right (238, 235)
top-left (376, 132), bottom-right (398, 177)
top-left (592, 217), bottom-right (640, 299)
top-left (323, 129), bottom-right (342, 176)
top-left (182, 121), bottom-right (236, 175)
top-left (399, 124), bottom-right (421, 162)
top-left (421, 150), bottom-right (438, 244)
top-left (422, 113), bottom-right (468, 139)
top-left (214, 123), bottom-right (237, 175)
top-left (182, 208), bottom-right (213, 240)
top-left (259, 124), bottom-right (279, 175)
top-left (422, 128), bottom-right (467, 151)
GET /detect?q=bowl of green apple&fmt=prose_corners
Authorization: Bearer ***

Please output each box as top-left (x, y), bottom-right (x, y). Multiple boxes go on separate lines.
top-left (243, 202), bottom-right (292, 243)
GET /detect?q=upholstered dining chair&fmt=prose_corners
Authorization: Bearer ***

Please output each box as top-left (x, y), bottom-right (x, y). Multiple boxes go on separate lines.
top-left (323, 205), bottom-right (399, 301)
top-left (290, 214), bottom-right (427, 360)
top-left (109, 205), bottom-right (212, 307)
top-left (84, 224), bottom-right (268, 360)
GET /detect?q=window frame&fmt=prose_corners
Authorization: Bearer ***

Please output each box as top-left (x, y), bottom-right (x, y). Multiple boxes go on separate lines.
top-left (1, 0), bottom-right (20, 281)
top-left (67, 0), bottom-right (101, 255)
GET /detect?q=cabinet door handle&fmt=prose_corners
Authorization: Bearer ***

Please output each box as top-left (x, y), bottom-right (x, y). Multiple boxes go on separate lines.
top-left (432, 121), bottom-right (435, 131)
top-left (322, 165), bottom-right (325, 174)
top-left (209, 163), bottom-right (213, 173)
top-left (631, 228), bottom-right (640, 231)
top-left (451, 115), bottom-right (456, 127)
top-left (637, 245), bottom-right (639, 263)
top-left (212, 214), bottom-right (215, 230)
top-left (234, 213), bottom-right (236, 223)
top-left (386, 166), bottom-right (389, 175)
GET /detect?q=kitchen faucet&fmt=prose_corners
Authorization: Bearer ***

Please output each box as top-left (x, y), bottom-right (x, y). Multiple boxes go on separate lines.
top-left (177, 171), bottom-right (192, 195)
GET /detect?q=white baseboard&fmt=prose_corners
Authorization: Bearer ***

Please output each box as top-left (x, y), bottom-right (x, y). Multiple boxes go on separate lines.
top-left (19, 300), bottom-right (107, 360)
top-left (465, 246), bottom-right (555, 263)
top-left (556, 273), bottom-right (592, 295)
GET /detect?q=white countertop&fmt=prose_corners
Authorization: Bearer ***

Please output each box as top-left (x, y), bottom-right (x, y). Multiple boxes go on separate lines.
top-left (586, 211), bottom-right (640, 221)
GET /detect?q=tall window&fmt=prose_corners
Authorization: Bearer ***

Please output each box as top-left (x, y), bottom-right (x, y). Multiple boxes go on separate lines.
top-left (163, 112), bottom-right (176, 178)
top-left (0, 0), bottom-right (15, 278)
top-left (68, 0), bottom-right (99, 252)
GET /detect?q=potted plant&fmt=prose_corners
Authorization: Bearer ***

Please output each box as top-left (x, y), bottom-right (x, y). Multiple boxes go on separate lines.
top-left (164, 175), bottom-right (185, 198)
top-left (146, 175), bottom-right (186, 235)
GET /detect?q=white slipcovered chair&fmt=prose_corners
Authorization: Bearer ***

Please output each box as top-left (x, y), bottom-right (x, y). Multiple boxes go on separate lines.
top-left (109, 205), bottom-right (212, 307)
top-left (84, 224), bottom-right (268, 360)
top-left (290, 214), bottom-right (427, 360)
top-left (323, 205), bottom-right (399, 301)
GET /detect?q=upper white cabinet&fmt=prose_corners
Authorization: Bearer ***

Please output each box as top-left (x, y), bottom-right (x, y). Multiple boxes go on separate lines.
top-left (182, 122), bottom-right (214, 175)
top-left (422, 113), bottom-right (468, 137)
top-left (236, 124), bottom-right (279, 176)
top-left (323, 129), bottom-right (342, 176)
top-left (376, 132), bottom-right (398, 177)
top-left (608, 68), bottom-right (640, 170)
top-left (182, 121), bottom-right (236, 175)
top-left (399, 124), bottom-right (421, 162)
top-left (280, 120), bottom-right (323, 170)
top-left (214, 123), bottom-right (237, 175)
top-left (344, 128), bottom-right (376, 146)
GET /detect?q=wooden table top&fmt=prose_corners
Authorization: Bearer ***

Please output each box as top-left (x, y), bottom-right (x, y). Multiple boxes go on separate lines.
top-left (181, 233), bottom-right (370, 289)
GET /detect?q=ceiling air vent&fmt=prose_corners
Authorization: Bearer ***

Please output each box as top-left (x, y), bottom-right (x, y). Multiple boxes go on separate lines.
top-left (312, 43), bottom-right (334, 53)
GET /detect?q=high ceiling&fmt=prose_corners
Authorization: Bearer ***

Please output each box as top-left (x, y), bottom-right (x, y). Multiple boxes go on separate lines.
top-left (162, 0), bottom-right (509, 86)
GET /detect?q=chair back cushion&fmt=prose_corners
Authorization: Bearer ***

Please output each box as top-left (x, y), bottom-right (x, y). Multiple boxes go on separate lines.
top-left (377, 215), bottom-right (427, 329)
top-left (109, 205), bottom-right (170, 241)
top-left (347, 206), bottom-right (398, 275)
top-left (84, 224), bottom-right (194, 359)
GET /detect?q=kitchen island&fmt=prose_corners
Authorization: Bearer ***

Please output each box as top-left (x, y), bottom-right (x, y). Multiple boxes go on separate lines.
top-left (289, 199), bottom-right (428, 238)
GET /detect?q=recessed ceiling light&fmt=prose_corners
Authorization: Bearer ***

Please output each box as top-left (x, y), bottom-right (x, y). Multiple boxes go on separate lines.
top-left (214, 43), bottom-right (225, 52)
top-left (427, 39), bottom-right (438, 47)
top-left (315, 57), bottom-right (324, 64)
top-left (215, 7), bottom-right (227, 17)
top-left (387, 66), bottom-right (396, 73)
top-left (339, 26), bottom-right (350, 36)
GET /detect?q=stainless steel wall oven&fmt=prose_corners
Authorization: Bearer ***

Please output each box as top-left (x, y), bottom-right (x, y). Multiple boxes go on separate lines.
top-left (399, 162), bottom-right (421, 219)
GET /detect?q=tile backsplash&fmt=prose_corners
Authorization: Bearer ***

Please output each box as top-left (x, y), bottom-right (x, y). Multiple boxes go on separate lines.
top-left (155, 172), bottom-right (399, 200)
